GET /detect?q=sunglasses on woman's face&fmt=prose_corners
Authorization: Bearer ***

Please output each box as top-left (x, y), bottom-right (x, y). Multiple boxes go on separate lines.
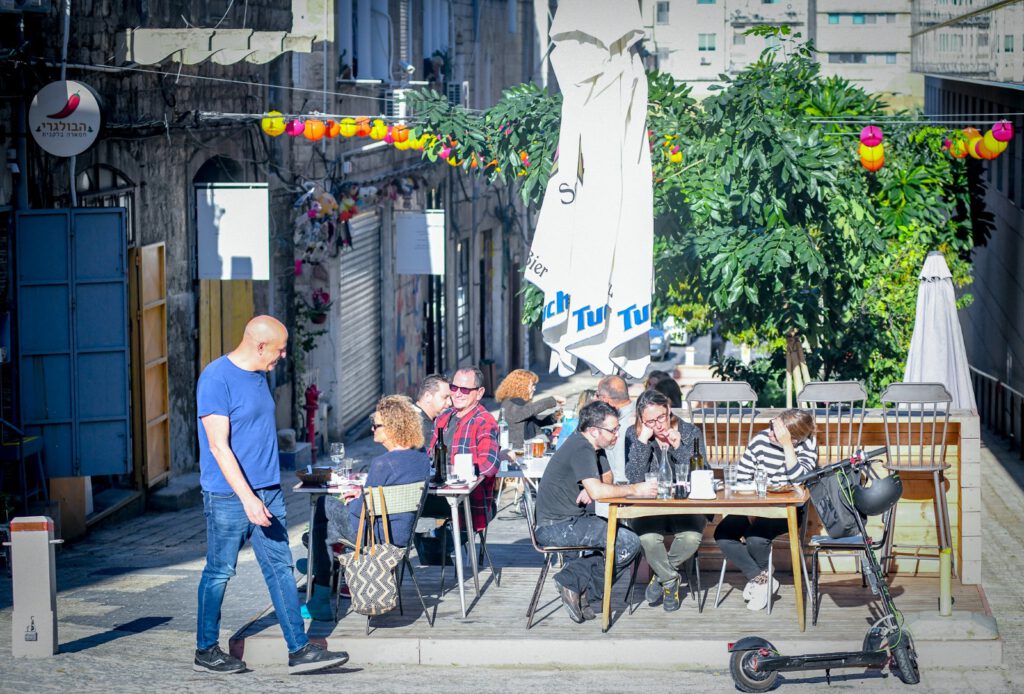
top-left (449, 383), bottom-right (480, 395)
top-left (369, 418), bottom-right (384, 431)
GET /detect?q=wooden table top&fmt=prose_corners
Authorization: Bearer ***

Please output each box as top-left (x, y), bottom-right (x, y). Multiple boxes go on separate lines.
top-left (603, 486), bottom-right (809, 507)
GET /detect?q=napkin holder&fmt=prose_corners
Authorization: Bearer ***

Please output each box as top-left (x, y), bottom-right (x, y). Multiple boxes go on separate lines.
top-left (454, 453), bottom-right (477, 482)
top-left (689, 469), bottom-right (716, 500)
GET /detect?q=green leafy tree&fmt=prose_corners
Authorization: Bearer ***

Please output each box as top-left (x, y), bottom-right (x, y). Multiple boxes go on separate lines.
top-left (404, 29), bottom-right (975, 403)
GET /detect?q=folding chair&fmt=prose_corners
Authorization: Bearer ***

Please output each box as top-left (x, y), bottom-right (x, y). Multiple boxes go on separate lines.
top-left (879, 382), bottom-right (955, 577)
top-left (334, 480), bottom-right (435, 631)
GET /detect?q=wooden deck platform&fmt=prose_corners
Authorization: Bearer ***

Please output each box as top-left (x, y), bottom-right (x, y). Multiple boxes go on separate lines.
top-left (232, 488), bottom-right (999, 668)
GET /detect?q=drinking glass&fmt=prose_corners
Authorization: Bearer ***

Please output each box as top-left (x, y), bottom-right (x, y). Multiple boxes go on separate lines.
top-left (754, 467), bottom-right (769, 499)
top-left (329, 442), bottom-right (345, 465)
top-left (644, 472), bottom-right (658, 495)
top-left (673, 463), bottom-right (690, 499)
top-left (447, 463), bottom-right (458, 482)
top-left (340, 457), bottom-right (354, 479)
top-left (724, 464), bottom-right (738, 498)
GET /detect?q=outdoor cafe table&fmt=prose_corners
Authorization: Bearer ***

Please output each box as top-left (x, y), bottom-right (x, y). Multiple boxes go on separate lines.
top-left (600, 486), bottom-right (810, 633)
top-left (294, 477), bottom-right (483, 618)
top-left (430, 476), bottom-right (483, 618)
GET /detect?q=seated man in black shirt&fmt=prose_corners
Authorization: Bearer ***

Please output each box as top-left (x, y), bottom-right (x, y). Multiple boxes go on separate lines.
top-left (534, 401), bottom-right (657, 623)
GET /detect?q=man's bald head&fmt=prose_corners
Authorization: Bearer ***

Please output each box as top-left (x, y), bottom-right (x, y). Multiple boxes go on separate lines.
top-left (244, 315), bottom-right (287, 344)
top-left (597, 375), bottom-right (630, 407)
top-left (235, 315), bottom-right (288, 372)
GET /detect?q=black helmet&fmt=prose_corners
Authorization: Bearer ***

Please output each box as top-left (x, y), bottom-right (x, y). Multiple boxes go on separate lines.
top-left (853, 473), bottom-right (903, 516)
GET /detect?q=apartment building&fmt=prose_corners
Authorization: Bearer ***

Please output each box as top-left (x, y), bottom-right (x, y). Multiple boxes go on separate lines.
top-left (640, 0), bottom-right (921, 106)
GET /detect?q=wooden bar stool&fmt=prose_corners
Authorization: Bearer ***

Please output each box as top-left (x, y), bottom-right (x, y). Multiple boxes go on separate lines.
top-left (879, 383), bottom-right (955, 577)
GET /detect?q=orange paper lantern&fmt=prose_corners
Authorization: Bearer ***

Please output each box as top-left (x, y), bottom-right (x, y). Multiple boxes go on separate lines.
top-left (949, 139), bottom-right (969, 159)
top-left (354, 117), bottom-right (371, 137)
top-left (324, 120), bottom-right (340, 138)
top-left (861, 155), bottom-right (884, 172)
top-left (983, 130), bottom-right (1008, 156)
top-left (303, 119), bottom-right (326, 141)
top-left (392, 124), bottom-right (409, 143)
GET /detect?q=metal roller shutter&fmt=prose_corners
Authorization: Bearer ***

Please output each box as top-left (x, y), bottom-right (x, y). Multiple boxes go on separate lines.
top-left (337, 210), bottom-right (383, 433)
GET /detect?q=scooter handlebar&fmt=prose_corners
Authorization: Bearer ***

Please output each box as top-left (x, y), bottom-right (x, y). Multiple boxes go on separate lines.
top-left (792, 446), bottom-right (887, 485)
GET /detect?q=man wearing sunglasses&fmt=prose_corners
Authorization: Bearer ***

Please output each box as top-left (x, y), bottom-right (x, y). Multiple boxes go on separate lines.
top-left (534, 400), bottom-right (658, 624)
top-left (425, 367), bottom-right (501, 534)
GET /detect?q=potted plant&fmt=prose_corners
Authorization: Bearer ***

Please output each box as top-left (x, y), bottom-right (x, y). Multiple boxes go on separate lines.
top-left (307, 288), bottom-right (332, 324)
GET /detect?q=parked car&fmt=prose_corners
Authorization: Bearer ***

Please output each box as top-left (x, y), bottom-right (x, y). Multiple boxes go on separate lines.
top-left (649, 324), bottom-right (670, 361)
top-left (661, 316), bottom-right (690, 346)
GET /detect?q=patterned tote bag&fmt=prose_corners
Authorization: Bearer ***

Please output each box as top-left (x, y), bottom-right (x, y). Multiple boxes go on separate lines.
top-left (337, 486), bottom-right (403, 616)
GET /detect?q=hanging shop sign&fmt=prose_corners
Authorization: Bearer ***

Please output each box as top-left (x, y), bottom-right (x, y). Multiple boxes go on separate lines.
top-left (28, 80), bottom-right (102, 157)
top-left (395, 209), bottom-right (445, 275)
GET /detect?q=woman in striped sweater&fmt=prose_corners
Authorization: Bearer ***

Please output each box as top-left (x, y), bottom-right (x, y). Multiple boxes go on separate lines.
top-left (714, 409), bottom-right (817, 611)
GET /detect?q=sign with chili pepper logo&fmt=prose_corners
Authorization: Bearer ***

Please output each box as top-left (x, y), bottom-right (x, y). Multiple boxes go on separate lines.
top-left (28, 80), bottom-right (102, 157)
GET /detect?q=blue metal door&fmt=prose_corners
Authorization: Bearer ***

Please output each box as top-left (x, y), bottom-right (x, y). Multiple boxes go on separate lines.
top-left (15, 209), bottom-right (131, 477)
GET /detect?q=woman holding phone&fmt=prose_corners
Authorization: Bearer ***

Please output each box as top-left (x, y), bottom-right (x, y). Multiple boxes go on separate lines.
top-left (623, 389), bottom-right (706, 612)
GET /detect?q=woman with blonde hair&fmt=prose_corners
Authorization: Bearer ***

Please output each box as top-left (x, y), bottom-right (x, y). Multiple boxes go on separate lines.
top-left (495, 369), bottom-right (565, 450)
top-left (305, 395), bottom-right (431, 620)
top-left (556, 388), bottom-right (596, 449)
top-left (714, 408), bottom-right (817, 612)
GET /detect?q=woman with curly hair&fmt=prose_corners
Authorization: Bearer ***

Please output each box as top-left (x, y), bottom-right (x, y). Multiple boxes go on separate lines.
top-left (495, 369), bottom-right (565, 450)
top-left (304, 395), bottom-right (431, 620)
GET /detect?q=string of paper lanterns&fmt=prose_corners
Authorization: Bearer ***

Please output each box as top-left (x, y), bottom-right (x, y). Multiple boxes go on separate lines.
top-left (260, 111), bottom-right (435, 152)
top-left (944, 120), bottom-right (1014, 160)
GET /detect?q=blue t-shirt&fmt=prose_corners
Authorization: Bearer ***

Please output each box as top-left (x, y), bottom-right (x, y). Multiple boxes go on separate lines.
top-left (196, 355), bottom-right (280, 494)
top-left (350, 449), bottom-right (432, 547)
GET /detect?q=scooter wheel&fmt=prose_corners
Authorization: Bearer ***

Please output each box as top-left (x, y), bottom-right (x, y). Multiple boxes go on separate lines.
top-left (730, 649), bottom-right (779, 693)
top-left (891, 635), bottom-right (920, 685)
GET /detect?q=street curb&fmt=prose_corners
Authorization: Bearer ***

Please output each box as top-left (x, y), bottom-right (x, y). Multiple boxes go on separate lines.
top-left (229, 616), bottom-right (1002, 668)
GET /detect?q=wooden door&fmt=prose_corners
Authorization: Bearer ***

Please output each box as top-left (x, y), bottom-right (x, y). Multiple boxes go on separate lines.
top-left (129, 243), bottom-right (171, 488)
top-left (198, 279), bottom-right (253, 371)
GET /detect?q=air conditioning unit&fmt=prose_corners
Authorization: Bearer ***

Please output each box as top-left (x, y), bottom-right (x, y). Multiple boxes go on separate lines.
top-left (383, 88), bottom-right (409, 120)
top-left (447, 80), bottom-right (470, 109)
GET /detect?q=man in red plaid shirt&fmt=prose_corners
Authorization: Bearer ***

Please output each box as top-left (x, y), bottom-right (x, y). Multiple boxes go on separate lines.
top-left (427, 366), bottom-right (500, 531)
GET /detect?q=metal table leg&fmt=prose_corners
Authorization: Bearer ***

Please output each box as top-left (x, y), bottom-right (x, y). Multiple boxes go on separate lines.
top-left (462, 494), bottom-right (481, 595)
top-left (447, 496), bottom-right (468, 618)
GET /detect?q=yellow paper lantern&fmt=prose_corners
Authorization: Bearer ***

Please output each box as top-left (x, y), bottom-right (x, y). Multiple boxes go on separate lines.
top-left (394, 138), bottom-right (411, 151)
top-left (983, 130), bottom-right (1008, 156)
top-left (338, 117), bottom-right (357, 137)
top-left (261, 110), bottom-right (285, 137)
top-left (369, 119), bottom-right (388, 140)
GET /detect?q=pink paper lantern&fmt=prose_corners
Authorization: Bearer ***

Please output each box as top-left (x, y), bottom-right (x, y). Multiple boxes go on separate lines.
top-left (285, 119), bottom-right (305, 137)
top-left (992, 120), bottom-right (1015, 143)
top-left (859, 125), bottom-right (883, 147)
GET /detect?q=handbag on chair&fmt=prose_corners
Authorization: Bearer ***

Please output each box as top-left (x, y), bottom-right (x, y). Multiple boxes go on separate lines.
top-left (337, 487), bottom-right (403, 616)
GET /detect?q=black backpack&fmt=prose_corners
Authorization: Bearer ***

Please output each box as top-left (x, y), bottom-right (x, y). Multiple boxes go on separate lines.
top-left (807, 472), bottom-right (865, 538)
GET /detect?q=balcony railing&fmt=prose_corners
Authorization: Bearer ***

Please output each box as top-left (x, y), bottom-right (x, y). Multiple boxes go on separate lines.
top-left (970, 365), bottom-right (1024, 459)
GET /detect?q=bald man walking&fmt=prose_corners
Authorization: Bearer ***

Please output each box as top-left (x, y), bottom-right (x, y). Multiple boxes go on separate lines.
top-left (194, 316), bottom-right (348, 675)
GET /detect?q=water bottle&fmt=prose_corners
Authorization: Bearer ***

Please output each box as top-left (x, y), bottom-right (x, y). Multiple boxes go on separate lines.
top-left (498, 410), bottom-right (510, 450)
top-left (657, 450), bottom-right (674, 500)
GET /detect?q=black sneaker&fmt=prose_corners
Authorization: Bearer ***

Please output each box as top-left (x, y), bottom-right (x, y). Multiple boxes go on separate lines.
top-left (287, 642), bottom-right (349, 674)
top-left (580, 590), bottom-right (597, 621)
top-left (193, 644), bottom-right (246, 674)
top-left (556, 583), bottom-right (585, 624)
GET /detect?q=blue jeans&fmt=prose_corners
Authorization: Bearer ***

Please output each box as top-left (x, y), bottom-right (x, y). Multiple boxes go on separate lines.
top-left (534, 515), bottom-right (641, 597)
top-left (196, 487), bottom-right (308, 653)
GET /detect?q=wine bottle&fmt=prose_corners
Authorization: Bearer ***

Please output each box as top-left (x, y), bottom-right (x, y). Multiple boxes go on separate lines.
top-left (690, 437), bottom-right (704, 471)
top-left (432, 430), bottom-right (449, 484)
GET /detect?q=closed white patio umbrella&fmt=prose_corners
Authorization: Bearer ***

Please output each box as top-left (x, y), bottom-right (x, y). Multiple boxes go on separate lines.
top-left (904, 251), bottom-right (977, 410)
top-left (523, 0), bottom-right (652, 378)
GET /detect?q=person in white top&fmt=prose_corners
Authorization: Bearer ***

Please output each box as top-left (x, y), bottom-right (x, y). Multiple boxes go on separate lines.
top-left (714, 409), bottom-right (817, 611)
top-left (596, 375), bottom-right (633, 482)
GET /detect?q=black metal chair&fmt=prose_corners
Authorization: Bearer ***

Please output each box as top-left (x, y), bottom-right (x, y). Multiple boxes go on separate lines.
top-left (522, 486), bottom-right (608, 629)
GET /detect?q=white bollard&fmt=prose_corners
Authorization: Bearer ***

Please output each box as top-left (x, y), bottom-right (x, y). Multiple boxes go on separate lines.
top-left (684, 345), bottom-right (696, 366)
top-left (9, 516), bottom-right (61, 657)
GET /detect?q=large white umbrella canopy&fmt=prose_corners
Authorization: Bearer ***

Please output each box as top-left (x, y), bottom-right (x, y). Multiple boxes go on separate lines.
top-left (904, 251), bottom-right (977, 410)
top-left (523, 0), bottom-right (652, 378)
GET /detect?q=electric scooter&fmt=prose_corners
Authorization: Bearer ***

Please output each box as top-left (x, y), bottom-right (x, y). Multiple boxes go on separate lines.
top-left (728, 447), bottom-right (921, 691)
